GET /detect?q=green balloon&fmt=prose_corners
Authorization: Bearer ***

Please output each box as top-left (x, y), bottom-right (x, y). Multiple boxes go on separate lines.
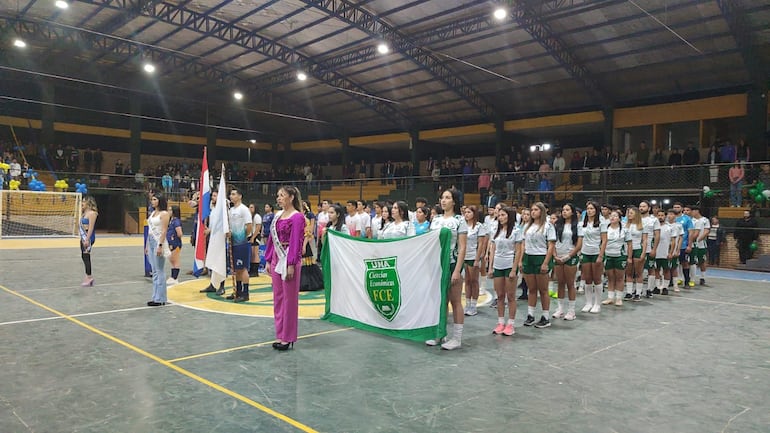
top-left (755, 194), bottom-right (765, 204)
top-left (758, 181), bottom-right (766, 191)
top-left (749, 241), bottom-right (758, 252)
top-left (704, 191), bottom-right (715, 199)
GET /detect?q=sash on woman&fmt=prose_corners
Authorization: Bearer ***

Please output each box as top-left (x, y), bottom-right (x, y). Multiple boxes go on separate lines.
top-left (270, 211), bottom-right (289, 280)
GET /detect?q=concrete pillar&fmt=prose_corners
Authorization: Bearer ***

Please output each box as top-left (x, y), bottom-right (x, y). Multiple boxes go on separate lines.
top-left (746, 89), bottom-right (768, 161)
top-left (206, 127), bottom-right (217, 170)
top-left (603, 107), bottom-right (615, 151)
top-left (40, 79), bottom-right (55, 149)
top-left (410, 129), bottom-right (420, 175)
top-left (129, 96), bottom-right (141, 172)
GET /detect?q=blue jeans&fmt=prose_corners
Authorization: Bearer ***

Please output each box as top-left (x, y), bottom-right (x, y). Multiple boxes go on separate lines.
top-left (730, 181), bottom-right (743, 207)
top-left (147, 236), bottom-right (167, 302)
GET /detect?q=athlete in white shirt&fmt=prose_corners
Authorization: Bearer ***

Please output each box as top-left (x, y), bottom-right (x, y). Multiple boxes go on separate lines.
top-left (689, 206), bottom-right (710, 285)
top-left (552, 204), bottom-right (582, 320)
top-left (623, 206), bottom-right (649, 301)
top-left (578, 201), bottom-right (607, 313)
top-left (462, 205), bottom-right (488, 317)
top-left (601, 211), bottom-right (632, 306)
top-left (652, 209), bottom-right (678, 296)
top-left (488, 207), bottom-right (521, 335)
top-left (427, 189), bottom-right (467, 350)
top-left (640, 200), bottom-right (661, 298)
top-left (518, 202), bottom-right (557, 328)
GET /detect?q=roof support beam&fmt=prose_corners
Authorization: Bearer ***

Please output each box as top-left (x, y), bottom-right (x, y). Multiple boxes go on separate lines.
top-left (501, 0), bottom-right (612, 108)
top-left (297, 0), bottom-right (498, 120)
top-left (715, 0), bottom-right (768, 91)
top-left (0, 16), bottom-right (330, 132)
top-left (75, 0), bottom-right (412, 130)
top-left (251, 0), bottom-right (620, 93)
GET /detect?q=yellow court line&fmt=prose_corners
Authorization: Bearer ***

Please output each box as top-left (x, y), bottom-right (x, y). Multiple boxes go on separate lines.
top-left (0, 285), bottom-right (319, 433)
top-left (166, 327), bottom-right (353, 363)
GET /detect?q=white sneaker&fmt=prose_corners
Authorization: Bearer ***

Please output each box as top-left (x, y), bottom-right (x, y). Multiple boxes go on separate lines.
top-left (581, 303), bottom-right (592, 313)
top-left (564, 311), bottom-right (576, 321)
top-left (590, 304), bottom-right (601, 314)
top-left (425, 337), bottom-right (446, 346)
top-left (441, 338), bottom-right (462, 350)
top-left (466, 306), bottom-right (478, 316)
top-left (552, 309), bottom-right (564, 319)
top-left (577, 286), bottom-right (585, 294)
top-left (166, 278), bottom-right (178, 285)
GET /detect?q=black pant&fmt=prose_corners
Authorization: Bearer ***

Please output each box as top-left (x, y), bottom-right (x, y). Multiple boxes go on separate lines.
top-left (706, 239), bottom-right (720, 265)
top-left (737, 241), bottom-right (752, 264)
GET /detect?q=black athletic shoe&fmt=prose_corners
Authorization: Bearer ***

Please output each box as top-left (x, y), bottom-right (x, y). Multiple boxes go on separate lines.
top-left (518, 294), bottom-right (528, 300)
top-left (661, 288), bottom-right (669, 296)
top-left (624, 293), bottom-right (633, 300)
top-left (633, 294), bottom-right (641, 302)
top-left (534, 317), bottom-right (551, 328)
top-left (645, 290), bottom-right (653, 298)
top-left (489, 299), bottom-right (498, 308)
top-left (200, 285), bottom-right (216, 293)
top-left (652, 288), bottom-right (661, 295)
top-left (523, 315), bottom-right (536, 326)
top-left (699, 278), bottom-right (706, 286)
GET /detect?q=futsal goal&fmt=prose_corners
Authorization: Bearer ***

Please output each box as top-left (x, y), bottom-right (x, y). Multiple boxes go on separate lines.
top-left (0, 190), bottom-right (82, 238)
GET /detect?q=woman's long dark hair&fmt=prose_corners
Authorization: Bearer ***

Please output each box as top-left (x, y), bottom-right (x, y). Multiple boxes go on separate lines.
top-left (494, 207), bottom-right (517, 240)
top-left (555, 203), bottom-right (578, 245)
top-left (326, 203), bottom-right (345, 232)
top-left (582, 201), bottom-right (601, 228)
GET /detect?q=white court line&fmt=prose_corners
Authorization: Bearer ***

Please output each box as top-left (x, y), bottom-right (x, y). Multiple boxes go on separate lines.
top-left (0, 305), bottom-right (166, 327)
top-left (675, 296), bottom-right (770, 311)
top-left (16, 280), bottom-right (146, 293)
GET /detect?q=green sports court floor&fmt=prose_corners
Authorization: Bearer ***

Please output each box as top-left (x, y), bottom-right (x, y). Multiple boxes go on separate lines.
top-left (1, 236), bottom-right (768, 433)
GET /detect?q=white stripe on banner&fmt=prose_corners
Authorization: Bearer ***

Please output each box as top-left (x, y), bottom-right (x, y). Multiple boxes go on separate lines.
top-left (321, 229), bottom-right (451, 342)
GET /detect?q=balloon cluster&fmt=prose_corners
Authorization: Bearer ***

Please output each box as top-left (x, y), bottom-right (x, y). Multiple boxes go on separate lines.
top-left (75, 182), bottom-right (88, 195)
top-left (9, 179), bottom-right (20, 190)
top-left (28, 178), bottom-right (46, 191)
top-left (0, 162), bottom-right (9, 171)
top-left (702, 185), bottom-right (722, 199)
top-left (748, 182), bottom-right (769, 204)
top-left (54, 179), bottom-right (69, 190)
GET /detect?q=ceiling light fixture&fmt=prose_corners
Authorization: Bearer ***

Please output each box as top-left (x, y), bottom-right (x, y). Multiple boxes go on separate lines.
top-left (296, 71), bottom-right (307, 81)
top-left (233, 91), bottom-right (243, 100)
top-left (377, 42), bottom-right (390, 54)
top-left (143, 63), bottom-right (155, 73)
top-left (493, 7), bottom-right (507, 20)
top-left (13, 38), bottom-right (26, 48)
top-left (55, 0), bottom-right (69, 9)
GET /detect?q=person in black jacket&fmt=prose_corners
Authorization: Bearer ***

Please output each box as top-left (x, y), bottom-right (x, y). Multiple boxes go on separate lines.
top-left (707, 216), bottom-right (725, 266)
top-left (734, 210), bottom-right (759, 264)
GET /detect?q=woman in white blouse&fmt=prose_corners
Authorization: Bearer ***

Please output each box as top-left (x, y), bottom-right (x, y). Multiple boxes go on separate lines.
top-left (380, 201), bottom-right (413, 239)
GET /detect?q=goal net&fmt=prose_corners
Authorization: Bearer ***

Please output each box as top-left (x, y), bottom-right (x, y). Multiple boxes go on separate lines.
top-left (0, 190), bottom-right (82, 238)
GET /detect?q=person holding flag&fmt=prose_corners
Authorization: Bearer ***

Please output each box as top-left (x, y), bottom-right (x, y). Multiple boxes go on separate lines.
top-left (205, 166), bottom-right (231, 299)
top-left (193, 148), bottom-right (211, 278)
top-left (226, 188), bottom-right (253, 302)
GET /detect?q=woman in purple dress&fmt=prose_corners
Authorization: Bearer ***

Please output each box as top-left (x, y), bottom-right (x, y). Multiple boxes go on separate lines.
top-left (264, 186), bottom-right (306, 351)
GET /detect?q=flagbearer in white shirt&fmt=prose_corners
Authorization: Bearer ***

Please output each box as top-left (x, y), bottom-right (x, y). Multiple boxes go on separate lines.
top-left (227, 188), bottom-right (253, 303)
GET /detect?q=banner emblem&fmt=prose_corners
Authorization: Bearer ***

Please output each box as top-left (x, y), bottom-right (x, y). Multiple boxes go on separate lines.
top-left (364, 257), bottom-right (401, 321)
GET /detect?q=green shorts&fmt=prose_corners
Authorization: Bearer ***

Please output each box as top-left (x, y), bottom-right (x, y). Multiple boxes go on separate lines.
top-left (655, 258), bottom-right (670, 270)
top-left (464, 259), bottom-right (476, 268)
top-left (604, 255), bottom-right (628, 270)
top-left (690, 247), bottom-right (707, 265)
top-left (670, 257), bottom-right (679, 268)
top-left (581, 254), bottom-right (599, 265)
top-left (493, 268), bottom-right (515, 278)
top-left (631, 248), bottom-right (642, 259)
top-left (522, 254), bottom-right (553, 275)
top-left (645, 254), bottom-right (656, 269)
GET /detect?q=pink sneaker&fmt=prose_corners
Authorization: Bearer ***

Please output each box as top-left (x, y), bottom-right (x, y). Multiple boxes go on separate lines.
top-left (493, 323), bottom-right (505, 334)
top-left (502, 324), bottom-right (515, 336)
